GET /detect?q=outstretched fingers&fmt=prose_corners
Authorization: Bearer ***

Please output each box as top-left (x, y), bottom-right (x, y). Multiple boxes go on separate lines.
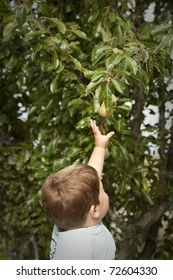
top-left (90, 119), bottom-right (115, 138)
top-left (90, 119), bottom-right (101, 136)
top-left (106, 131), bottom-right (115, 140)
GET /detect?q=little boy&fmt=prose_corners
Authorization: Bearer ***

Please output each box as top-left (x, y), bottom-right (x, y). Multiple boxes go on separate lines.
top-left (41, 119), bottom-right (116, 259)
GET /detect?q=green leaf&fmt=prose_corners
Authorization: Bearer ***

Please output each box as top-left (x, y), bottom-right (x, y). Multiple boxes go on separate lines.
top-left (86, 77), bottom-right (105, 95)
top-left (92, 86), bottom-right (101, 113)
top-left (31, 43), bottom-right (43, 61)
top-left (70, 57), bottom-right (83, 71)
top-left (67, 147), bottom-right (81, 157)
top-left (143, 39), bottom-right (159, 48)
top-left (132, 166), bottom-right (148, 175)
top-left (91, 71), bottom-right (105, 82)
top-left (154, 34), bottom-right (173, 53)
top-left (143, 192), bottom-right (154, 205)
top-left (105, 54), bottom-right (124, 70)
top-left (151, 24), bottom-right (172, 35)
top-left (133, 177), bottom-right (141, 188)
top-left (74, 30), bottom-right (87, 40)
top-left (6, 55), bottom-right (18, 68)
top-left (16, 7), bottom-right (27, 26)
top-left (51, 138), bottom-right (59, 153)
top-left (140, 49), bottom-right (149, 62)
top-left (50, 76), bottom-right (59, 93)
top-left (49, 36), bottom-right (61, 45)
top-left (109, 12), bottom-right (118, 22)
top-left (53, 159), bottom-right (64, 171)
top-left (34, 170), bottom-right (48, 179)
top-left (114, 140), bottom-right (128, 159)
top-left (76, 117), bottom-right (90, 129)
top-left (95, 45), bottom-right (112, 55)
top-left (37, 111), bottom-right (46, 123)
top-left (83, 69), bottom-right (94, 79)
top-left (139, 22), bottom-right (152, 36)
top-left (114, 119), bottom-right (125, 132)
top-left (3, 21), bottom-right (18, 41)
top-left (68, 98), bottom-right (84, 107)
top-left (116, 25), bottom-right (123, 44)
top-left (169, 39), bottom-right (173, 60)
top-left (116, 105), bottom-right (131, 111)
top-left (111, 79), bottom-right (124, 93)
top-left (136, 69), bottom-right (150, 91)
top-left (125, 56), bottom-right (138, 75)
top-left (52, 50), bottom-right (59, 69)
top-left (56, 63), bottom-right (64, 74)
top-left (49, 18), bottom-right (66, 33)
top-left (66, 22), bottom-right (80, 31)
top-left (101, 27), bottom-right (112, 42)
top-left (88, 11), bottom-right (99, 23)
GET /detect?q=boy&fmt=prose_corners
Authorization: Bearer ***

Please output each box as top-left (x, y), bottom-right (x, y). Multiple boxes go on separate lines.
top-left (41, 119), bottom-right (115, 259)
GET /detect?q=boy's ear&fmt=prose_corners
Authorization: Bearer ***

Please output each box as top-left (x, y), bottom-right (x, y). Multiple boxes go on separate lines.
top-left (89, 205), bottom-right (100, 219)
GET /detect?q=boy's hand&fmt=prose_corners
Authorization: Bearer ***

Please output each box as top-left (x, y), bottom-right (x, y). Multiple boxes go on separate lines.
top-left (90, 119), bottom-right (115, 148)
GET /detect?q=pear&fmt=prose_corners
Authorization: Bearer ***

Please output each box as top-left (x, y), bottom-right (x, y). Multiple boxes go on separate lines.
top-left (142, 177), bottom-right (149, 193)
top-left (98, 101), bottom-right (107, 117)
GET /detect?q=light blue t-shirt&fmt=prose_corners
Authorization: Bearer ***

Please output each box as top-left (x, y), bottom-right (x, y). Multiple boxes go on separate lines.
top-left (50, 221), bottom-right (115, 260)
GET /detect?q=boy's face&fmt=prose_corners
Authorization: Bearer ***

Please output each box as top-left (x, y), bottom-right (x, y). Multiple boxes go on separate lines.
top-left (98, 181), bottom-right (109, 219)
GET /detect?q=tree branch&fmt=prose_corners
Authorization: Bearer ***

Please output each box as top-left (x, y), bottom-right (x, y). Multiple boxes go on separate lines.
top-left (118, 200), bottom-right (169, 259)
top-left (30, 230), bottom-right (39, 260)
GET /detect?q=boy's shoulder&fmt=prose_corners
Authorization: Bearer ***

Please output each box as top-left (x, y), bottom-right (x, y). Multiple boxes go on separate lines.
top-left (54, 224), bottom-right (97, 246)
top-left (51, 225), bottom-right (93, 259)
top-left (50, 222), bottom-right (115, 260)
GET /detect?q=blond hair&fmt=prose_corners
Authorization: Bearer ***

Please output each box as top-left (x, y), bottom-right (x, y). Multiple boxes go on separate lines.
top-left (41, 164), bottom-right (100, 230)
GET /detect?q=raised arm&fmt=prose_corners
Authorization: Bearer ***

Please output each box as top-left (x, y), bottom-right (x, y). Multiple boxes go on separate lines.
top-left (88, 119), bottom-right (115, 179)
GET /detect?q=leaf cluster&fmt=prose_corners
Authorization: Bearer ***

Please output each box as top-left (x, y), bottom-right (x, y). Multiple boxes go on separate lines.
top-left (0, 0), bottom-right (173, 259)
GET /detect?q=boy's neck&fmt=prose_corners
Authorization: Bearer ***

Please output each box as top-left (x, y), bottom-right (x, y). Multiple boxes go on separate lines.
top-left (58, 214), bottom-right (101, 232)
top-left (81, 215), bottom-right (101, 229)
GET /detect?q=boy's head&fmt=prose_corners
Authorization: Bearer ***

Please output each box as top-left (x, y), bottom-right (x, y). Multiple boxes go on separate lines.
top-left (41, 164), bottom-right (101, 230)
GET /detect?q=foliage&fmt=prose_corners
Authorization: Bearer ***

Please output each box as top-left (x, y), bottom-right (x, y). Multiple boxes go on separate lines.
top-left (0, 0), bottom-right (173, 259)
